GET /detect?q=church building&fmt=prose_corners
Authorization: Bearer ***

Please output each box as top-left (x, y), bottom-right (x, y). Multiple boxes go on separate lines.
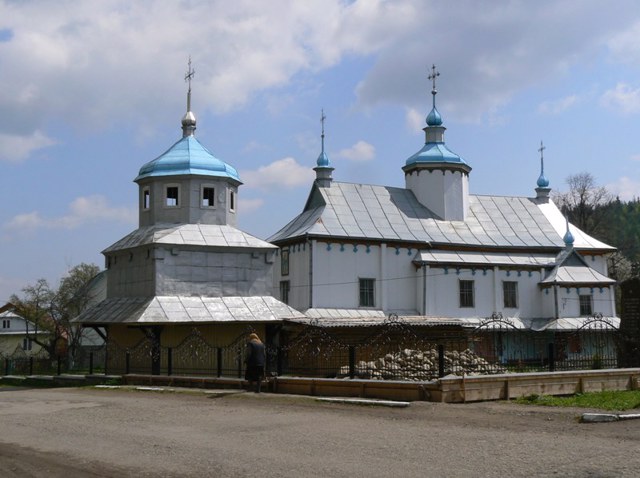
top-left (75, 62), bottom-right (303, 373)
top-left (268, 66), bottom-right (617, 334)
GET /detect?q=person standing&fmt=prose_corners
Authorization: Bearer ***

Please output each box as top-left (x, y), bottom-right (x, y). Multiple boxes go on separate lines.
top-left (244, 333), bottom-right (266, 393)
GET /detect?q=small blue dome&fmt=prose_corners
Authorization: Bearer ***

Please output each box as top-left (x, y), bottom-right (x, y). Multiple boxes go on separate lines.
top-left (563, 226), bottom-right (574, 246)
top-left (426, 106), bottom-right (443, 126)
top-left (537, 173), bottom-right (550, 188)
top-left (405, 142), bottom-right (467, 167)
top-left (135, 136), bottom-right (241, 183)
top-left (316, 151), bottom-right (330, 167)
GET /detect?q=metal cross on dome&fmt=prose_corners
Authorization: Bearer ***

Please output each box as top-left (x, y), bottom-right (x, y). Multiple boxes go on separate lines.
top-left (185, 56), bottom-right (195, 87)
top-left (320, 109), bottom-right (326, 152)
top-left (538, 140), bottom-right (546, 161)
top-left (428, 64), bottom-right (440, 94)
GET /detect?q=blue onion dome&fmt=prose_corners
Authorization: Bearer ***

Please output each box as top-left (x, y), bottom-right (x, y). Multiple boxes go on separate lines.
top-left (537, 172), bottom-right (550, 188)
top-left (316, 151), bottom-right (330, 167)
top-left (426, 106), bottom-right (443, 126)
top-left (135, 135), bottom-right (241, 183)
top-left (563, 217), bottom-right (574, 246)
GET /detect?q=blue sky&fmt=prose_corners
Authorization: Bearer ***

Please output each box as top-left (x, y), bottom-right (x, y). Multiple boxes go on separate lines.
top-left (2, 0), bottom-right (640, 302)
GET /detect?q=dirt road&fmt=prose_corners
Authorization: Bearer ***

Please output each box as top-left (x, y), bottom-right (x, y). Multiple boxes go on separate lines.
top-left (0, 387), bottom-right (638, 477)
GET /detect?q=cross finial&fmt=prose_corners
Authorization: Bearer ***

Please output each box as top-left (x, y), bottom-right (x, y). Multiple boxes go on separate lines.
top-left (320, 109), bottom-right (326, 153)
top-left (185, 56), bottom-right (195, 112)
top-left (538, 140), bottom-right (545, 161)
top-left (428, 64), bottom-right (440, 95)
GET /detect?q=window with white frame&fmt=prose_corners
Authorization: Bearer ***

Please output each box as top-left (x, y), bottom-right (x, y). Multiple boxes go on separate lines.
top-left (22, 337), bottom-right (32, 351)
top-left (503, 281), bottom-right (518, 308)
top-left (142, 187), bottom-right (150, 210)
top-left (165, 185), bottom-right (179, 207)
top-left (2, 319), bottom-right (9, 329)
top-left (281, 248), bottom-right (289, 276)
top-left (459, 280), bottom-right (475, 308)
top-left (201, 185), bottom-right (215, 208)
top-left (359, 278), bottom-right (375, 307)
top-left (579, 294), bottom-right (593, 316)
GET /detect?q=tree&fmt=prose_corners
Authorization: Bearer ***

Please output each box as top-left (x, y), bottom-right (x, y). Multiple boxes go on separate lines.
top-left (554, 172), bottom-right (612, 237)
top-left (10, 263), bottom-right (101, 364)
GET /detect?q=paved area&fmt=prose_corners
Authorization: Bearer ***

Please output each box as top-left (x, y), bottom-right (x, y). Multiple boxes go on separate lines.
top-left (0, 386), bottom-right (639, 477)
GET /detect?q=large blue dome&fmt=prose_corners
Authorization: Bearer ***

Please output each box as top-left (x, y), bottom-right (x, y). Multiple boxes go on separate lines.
top-left (405, 142), bottom-right (468, 167)
top-left (135, 135), bottom-right (241, 183)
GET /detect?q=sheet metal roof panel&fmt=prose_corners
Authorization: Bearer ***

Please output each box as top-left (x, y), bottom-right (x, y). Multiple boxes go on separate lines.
top-left (105, 224), bottom-right (276, 253)
top-left (74, 296), bottom-right (305, 325)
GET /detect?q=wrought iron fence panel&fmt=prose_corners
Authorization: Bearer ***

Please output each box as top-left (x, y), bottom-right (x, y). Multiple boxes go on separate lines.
top-left (279, 323), bottom-right (350, 378)
top-left (554, 314), bottom-right (619, 371)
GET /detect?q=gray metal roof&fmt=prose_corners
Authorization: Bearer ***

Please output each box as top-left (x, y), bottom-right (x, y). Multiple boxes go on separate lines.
top-left (73, 295), bottom-right (305, 325)
top-left (540, 250), bottom-right (615, 285)
top-left (104, 224), bottom-right (276, 253)
top-left (415, 250), bottom-right (557, 267)
top-left (268, 182), bottom-right (614, 251)
top-left (285, 313), bottom-right (619, 331)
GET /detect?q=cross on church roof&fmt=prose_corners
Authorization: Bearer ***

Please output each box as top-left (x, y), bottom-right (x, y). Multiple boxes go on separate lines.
top-left (185, 56), bottom-right (195, 112)
top-left (538, 140), bottom-right (545, 161)
top-left (320, 109), bottom-right (326, 152)
top-left (428, 64), bottom-right (440, 95)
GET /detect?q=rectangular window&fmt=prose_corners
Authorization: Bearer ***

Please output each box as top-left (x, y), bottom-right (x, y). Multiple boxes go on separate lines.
top-left (22, 338), bottom-right (32, 351)
top-left (459, 280), bottom-right (475, 308)
top-left (229, 190), bottom-right (236, 212)
top-left (281, 248), bottom-right (289, 276)
top-left (359, 278), bottom-right (375, 307)
top-left (166, 186), bottom-right (179, 207)
top-left (579, 295), bottom-right (593, 316)
top-left (503, 281), bottom-right (518, 308)
top-left (280, 280), bottom-right (290, 305)
top-left (202, 187), bottom-right (215, 208)
top-left (143, 188), bottom-right (150, 210)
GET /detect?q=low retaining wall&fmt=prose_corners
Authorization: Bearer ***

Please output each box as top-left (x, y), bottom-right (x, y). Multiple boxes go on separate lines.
top-left (274, 368), bottom-right (640, 403)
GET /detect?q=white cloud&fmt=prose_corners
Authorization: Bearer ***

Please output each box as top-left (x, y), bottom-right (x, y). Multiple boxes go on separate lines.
top-left (607, 177), bottom-right (640, 201)
top-left (538, 95), bottom-right (579, 115)
top-left (239, 198), bottom-right (265, 214)
top-left (406, 108), bottom-right (424, 132)
top-left (0, 130), bottom-right (57, 162)
top-left (241, 157), bottom-right (314, 190)
top-left (600, 83), bottom-right (640, 114)
top-left (334, 140), bottom-right (375, 162)
top-left (4, 195), bottom-right (136, 232)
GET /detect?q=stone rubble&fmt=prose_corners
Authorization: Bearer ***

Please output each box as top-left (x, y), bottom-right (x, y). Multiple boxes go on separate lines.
top-left (337, 348), bottom-right (507, 381)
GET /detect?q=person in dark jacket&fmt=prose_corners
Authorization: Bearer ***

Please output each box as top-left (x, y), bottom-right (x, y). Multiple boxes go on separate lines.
top-left (244, 332), bottom-right (266, 393)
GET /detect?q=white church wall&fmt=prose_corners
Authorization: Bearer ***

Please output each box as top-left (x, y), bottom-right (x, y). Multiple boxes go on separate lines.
top-left (383, 246), bottom-right (420, 312)
top-left (107, 248), bottom-right (155, 297)
top-left (276, 242), bottom-right (310, 311)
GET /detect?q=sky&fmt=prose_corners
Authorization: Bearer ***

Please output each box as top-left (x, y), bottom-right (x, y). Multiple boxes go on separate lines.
top-left (3, 0), bottom-right (640, 302)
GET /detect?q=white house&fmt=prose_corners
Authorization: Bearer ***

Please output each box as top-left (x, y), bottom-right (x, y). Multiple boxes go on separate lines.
top-left (0, 306), bottom-right (49, 357)
top-left (268, 69), bottom-right (617, 334)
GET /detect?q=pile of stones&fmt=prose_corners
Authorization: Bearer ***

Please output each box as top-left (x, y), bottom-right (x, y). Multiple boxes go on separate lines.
top-left (337, 348), bottom-right (506, 381)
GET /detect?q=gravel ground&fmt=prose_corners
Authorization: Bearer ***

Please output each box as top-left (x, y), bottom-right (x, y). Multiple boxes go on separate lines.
top-left (0, 386), bottom-right (639, 477)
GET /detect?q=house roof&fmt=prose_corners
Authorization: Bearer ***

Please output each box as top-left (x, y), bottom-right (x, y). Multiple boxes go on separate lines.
top-left (268, 182), bottom-right (614, 252)
top-left (104, 224), bottom-right (276, 253)
top-left (72, 295), bottom-right (305, 325)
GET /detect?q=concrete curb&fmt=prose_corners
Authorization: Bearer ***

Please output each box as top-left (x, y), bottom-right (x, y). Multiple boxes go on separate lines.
top-left (94, 385), bottom-right (245, 397)
top-left (581, 412), bottom-right (640, 423)
top-left (315, 397), bottom-right (410, 408)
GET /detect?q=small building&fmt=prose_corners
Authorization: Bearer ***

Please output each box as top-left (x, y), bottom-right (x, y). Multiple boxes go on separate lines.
top-left (0, 304), bottom-right (49, 358)
top-left (74, 65), bottom-right (303, 374)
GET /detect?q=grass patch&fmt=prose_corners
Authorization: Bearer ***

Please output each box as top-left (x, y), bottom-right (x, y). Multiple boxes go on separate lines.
top-left (515, 390), bottom-right (640, 411)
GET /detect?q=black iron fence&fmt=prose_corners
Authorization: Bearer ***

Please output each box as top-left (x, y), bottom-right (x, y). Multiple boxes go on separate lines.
top-left (1, 313), bottom-right (632, 380)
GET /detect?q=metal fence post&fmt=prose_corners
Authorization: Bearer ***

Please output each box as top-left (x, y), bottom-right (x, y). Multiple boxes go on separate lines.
top-left (29, 356), bottom-right (33, 375)
top-left (348, 346), bottom-right (356, 379)
top-left (438, 344), bottom-right (445, 378)
top-left (89, 352), bottom-right (94, 375)
top-left (237, 348), bottom-right (243, 379)
top-left (4, 358), bottom-right (9, 375)
top-left (167, 347), bottom-right (173, 376)
top-left (125, 352), bottom-right (130, 374)
top-left (57, 355), bottom-right (61, 375)
top-left (548, 343), bottom-right (555, 372)
top-left (217, 347), bottom-right (223, 377)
